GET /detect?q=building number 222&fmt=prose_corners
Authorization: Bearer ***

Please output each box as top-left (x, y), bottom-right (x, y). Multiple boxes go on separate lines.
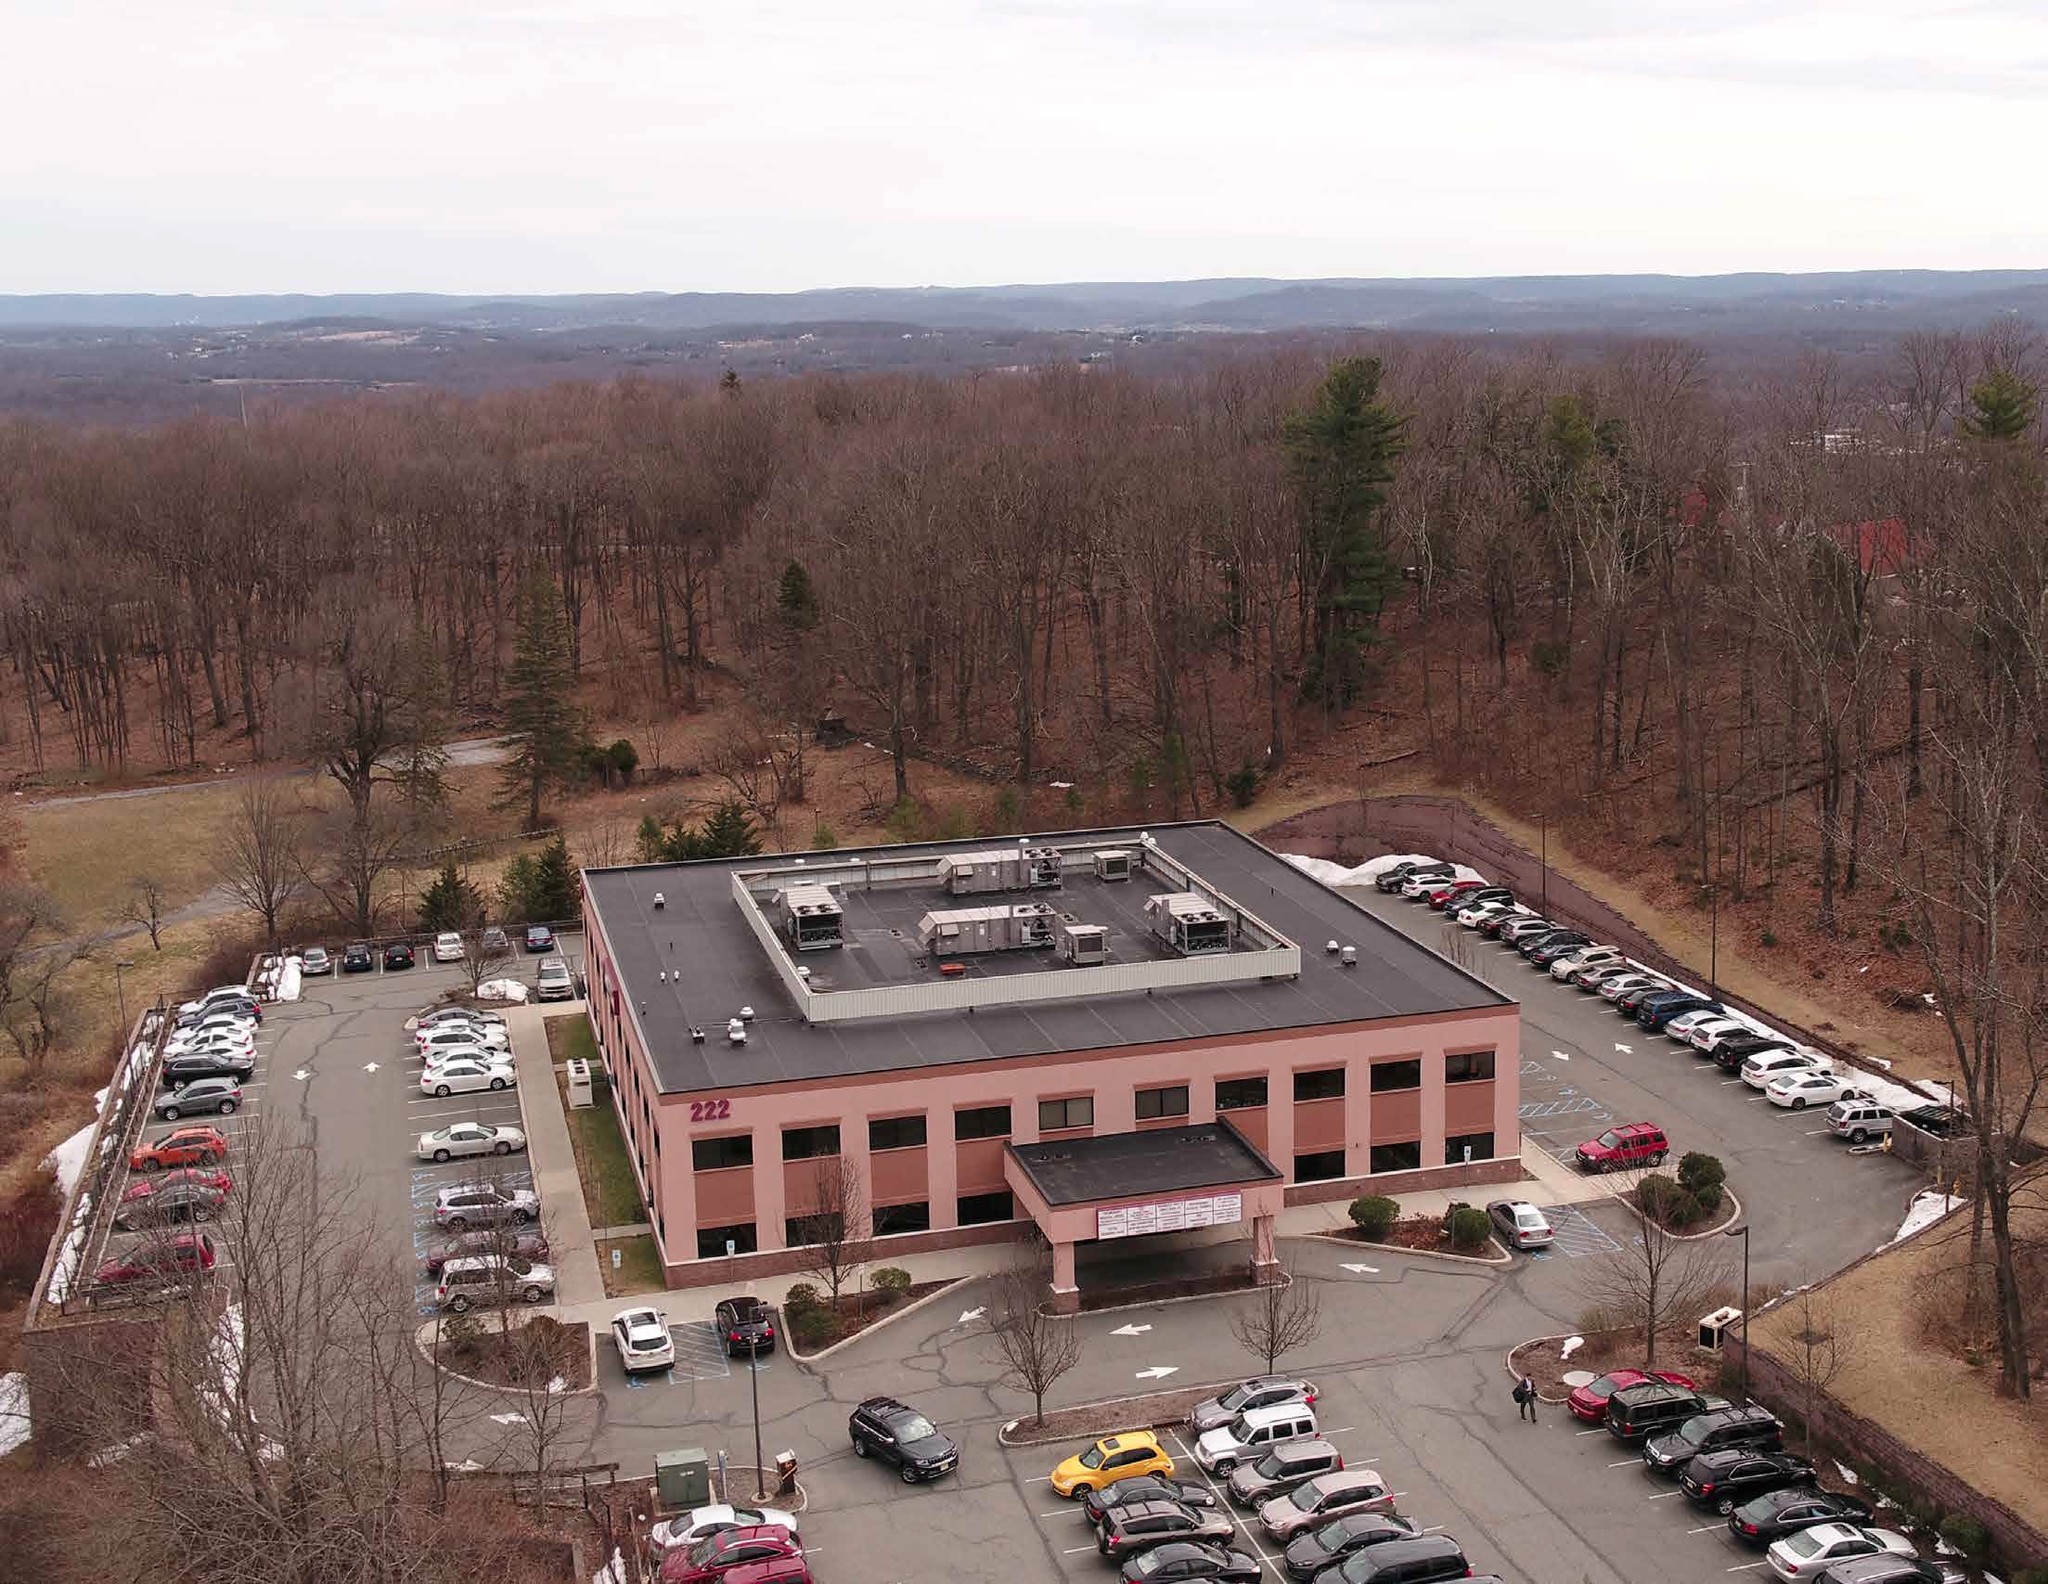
top-left (689, 1098), bottom-right (732, 1122)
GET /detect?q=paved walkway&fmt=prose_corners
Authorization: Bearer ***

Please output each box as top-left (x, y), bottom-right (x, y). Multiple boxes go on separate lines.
top-left (505, 1003), bottom-right (608, 1308)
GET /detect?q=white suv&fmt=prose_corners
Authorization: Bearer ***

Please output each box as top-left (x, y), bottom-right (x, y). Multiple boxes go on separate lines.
top-left (536, 957), bottom-right (576, 1002)
top-left (435, 1254), bottom-right (555, 1311)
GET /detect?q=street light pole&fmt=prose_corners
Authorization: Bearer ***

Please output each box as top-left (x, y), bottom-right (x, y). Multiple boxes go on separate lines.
top-left (115, 959), bottom-right (136, 1032)
top-left (1725, 1223), bottom-right (1751, 1397)
top-left (748, 1330), bottom-right (765, 1502)
top-left (1709, 886), bottom-right (1719, 999)
top-left (1540, 816), bottom-right (1549, 916)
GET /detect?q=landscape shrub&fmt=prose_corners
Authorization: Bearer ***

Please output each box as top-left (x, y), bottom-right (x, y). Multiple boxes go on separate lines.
top-left (1224, 765), bottom-right (1261, 808)
top-left (1678, 1152), bottom-right (1726, 1213)
top-left (872, 1266), bottom-right (912, 1299)
top-left (1349, 1195), bottom-right (1398, 1238)
top-left (783, 1281), bottom-right (821, 1317)
top-left (810, 823), bottom-right (839, 850)
top-left (1447, 1206), bottom-right (1491, 1250)
top-left (1937, 1515), bottom-right (1990, 1559)
top-left (1636, 1172), bottom-right (1706, 1229)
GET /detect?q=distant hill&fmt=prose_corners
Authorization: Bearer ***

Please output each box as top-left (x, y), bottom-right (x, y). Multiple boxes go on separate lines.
top-left (7, 271), bottom-right (2048, 335)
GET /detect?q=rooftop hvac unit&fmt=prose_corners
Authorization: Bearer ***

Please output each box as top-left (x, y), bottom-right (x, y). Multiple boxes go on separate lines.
top-left (1144, 891), bottom-right (1235, 956)
top-left (1340, 946), bottom-right (1357, 967)
top-left (1058, 923), bottom-right (1109, 966)
top-left (1092, 849), bottom-right (1133, 882)
top-left (917, 902), bottom-right (1058, 956)
top-left (775, 883), bottom-right (844, 952)
top-left (938, 847), bottom-right (1064, 894)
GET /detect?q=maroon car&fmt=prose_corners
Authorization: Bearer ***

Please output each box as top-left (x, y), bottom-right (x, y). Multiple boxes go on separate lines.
top-left (421, 1228), bottom-right (550, 1276)
top-left (1567, 1368), bottom-right (1698, 1424)
top-left (93, 1232), bottom-right (218, 1287)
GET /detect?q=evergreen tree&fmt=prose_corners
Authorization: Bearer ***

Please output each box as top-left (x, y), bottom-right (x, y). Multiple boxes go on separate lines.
top-left (417, 861), bottom-right (483, 932)
top-left (496, 564), bottom-right (583, 830)
top-left (777, 560), bottom-right (819, 629)
top-left (1963, 366), bottom-right (2040, 442)
top-left (697, 798), bottom-right (762, 858)
top-left (498, 834), bottom-right (580, 922)
top-left (1284, 357), bottom-right (1408, 709)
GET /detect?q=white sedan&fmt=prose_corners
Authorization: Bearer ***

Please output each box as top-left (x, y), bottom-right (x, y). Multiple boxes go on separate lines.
top-left (648, 1503), bottom-right (801, 1557)
top-left (1457, 902), bottom-right (1519, 929)
top-left (432, 932), bottom-right (465, 963)
top-left (417, 1122), bottom-right (528, 1162)
top-left (418, 1025), bottom-right (510, 1058)
top-left (611, 1305), bottom-right (677, 1373)
top-left (1742, 1049), bottom-right (1826, 1090)
top-left (1766, 1524), bottom-right (1914, 1580)
top-left (1765, 1070), bottom-right (1864, 1110)
top-left (1681, 1016), bottom-right (1753, 1051)
top-left (419, 1059), bottom-right (516, 1097)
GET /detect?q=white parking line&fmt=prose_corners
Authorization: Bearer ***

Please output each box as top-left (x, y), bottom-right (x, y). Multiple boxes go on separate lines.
top-left (1575, 1428), bottom-right (1606, 1437)
top-left (1726, 1564), bottom-right (1767, 1573)
top-left (1608, 1458), bottom-right (1643, 1468)
top-left (1688, 1524), bottom-right (1725, 1534)
top-left (1646, 1489), bottom-right (1686, 1500)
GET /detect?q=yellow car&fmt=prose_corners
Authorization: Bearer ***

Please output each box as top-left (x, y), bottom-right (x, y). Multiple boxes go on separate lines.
top-left (1049, 1431), bottom-right (1174, 1497)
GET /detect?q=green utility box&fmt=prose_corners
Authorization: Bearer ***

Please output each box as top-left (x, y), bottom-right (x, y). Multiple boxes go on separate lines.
top-left (655, 1447), bottom-right (711, 1508)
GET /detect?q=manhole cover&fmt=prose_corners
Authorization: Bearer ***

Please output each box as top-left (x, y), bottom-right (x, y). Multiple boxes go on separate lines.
top-left (1562, 1369), bottom-right (1598, 1389)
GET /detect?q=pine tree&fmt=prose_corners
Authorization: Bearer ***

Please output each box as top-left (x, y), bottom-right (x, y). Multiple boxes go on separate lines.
top-left (697, 799), bottom-right (762, 858)
top-left (777, 560), bottom-right (819, 629)
top-left (497, 564), bottom-right (584, 830)
top-left (498, 835), bottom-right (581, 923)
top-left (1963, 366), bottom-right (2040, 442)
top-left (417, 861), bottom-right (483, 932)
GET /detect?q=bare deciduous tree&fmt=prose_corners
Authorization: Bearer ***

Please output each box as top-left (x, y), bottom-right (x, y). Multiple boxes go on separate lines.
top-left (979, 1259), bottom-right (1083, 1426)
top-left (0, 939), bottom-right (87, 1086)
top-left (123, 874), bottom-right (169, 951)
top-left (1577, 1221), bottom-right (1734, 1368)
top-left (1780, 1281), bottom-right (1854, 1449)
top-left (794, 1153), bottom-right (871, 1308)
top-left (1227, 1267), bottom-right (1324, 1375)
top-left (215, 780), bottom-right (308, 944)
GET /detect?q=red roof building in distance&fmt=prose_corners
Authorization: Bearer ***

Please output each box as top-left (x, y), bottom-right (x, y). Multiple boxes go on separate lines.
top-left (1830, 518), bottom-right (1917, 577)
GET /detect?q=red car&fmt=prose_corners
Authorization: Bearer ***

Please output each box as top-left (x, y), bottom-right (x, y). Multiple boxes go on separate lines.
top-left (1426, 879), bottom-right (1487, 910)
top-left (122, 1166), bottom-right (232, 1201)
top-left (719, 1563), bottom-right (809, 1584)
top-left (1574, 1122), bottom-right (1669, 1173)
top-left (92, 1232), bottom-right (218, 1288)
top-left (1566, 1368), bottom-right (1698, 1424)
top-left (661, 1526), bottom-right (803, 1584)
top-left (130, 1126), bottom-right (230, 1172)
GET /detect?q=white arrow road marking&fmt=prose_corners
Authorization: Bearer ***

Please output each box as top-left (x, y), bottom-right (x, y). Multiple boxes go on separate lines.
top-left (364, 1062), bottom-right (380, 1073)
top-left (1134, 1366), bottom-right (1180, 1380)
top-left (1340, 1262), bottom-right (1380, 1274)
top-left (1550, 1050), bottom-right (1571, 1062)
top-left (1614, 1043), bottom-right (1634, 1055)
top-left (957, 1307), bottom-right (986, 1324)
top-left (1110, 1323), bottom-right (1153, 1337)
top-left (292, 1068), bottom-right (311, 1081)
top-left (488, 1412), bottom-right (528, 1425)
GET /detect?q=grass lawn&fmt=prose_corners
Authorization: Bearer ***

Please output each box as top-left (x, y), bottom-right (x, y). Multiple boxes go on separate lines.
top-left (20, 778), bottom-right (255, 926)
top-left (549, 1018), bottom-right (645, 1230)
top-left (545, 1015), bottom-right (598, 1067)
top-left (599, 1235), bottom-right (666, 1296)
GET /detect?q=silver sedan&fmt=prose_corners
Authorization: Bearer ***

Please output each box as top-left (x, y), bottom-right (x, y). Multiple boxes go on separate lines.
top-left (416, 1121), bottom-right (528, 1162)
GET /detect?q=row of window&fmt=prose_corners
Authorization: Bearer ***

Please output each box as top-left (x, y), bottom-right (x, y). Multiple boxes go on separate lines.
top-left (695, 1190), bottom-right (1016, 1260)
top-left (691, 1058), bottom-right (1499, 1172)
top-left (1293, 1132), bottom-right (1496, 1181)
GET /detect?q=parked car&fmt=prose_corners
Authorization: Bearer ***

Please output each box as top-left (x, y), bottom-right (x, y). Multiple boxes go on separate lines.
top-left (536, 956), bottom-right (576, 1001)
top-left (1082, 1476), bottom-right (1220, 1527)
top-left (1680, 1015), bottom-right (1753, 1050)
top-left (1373, 860), bottom-right (1442, 893)
top-left (1813, 1556), bottom-right (1960, 1584)
top-left (1637, 991), bottom-right (1724, 1031)
top-left (1767, 1525), bottom-right (1915, 1581)
top-left (432, 1183), bottom-right (540, 1229)
top-left (1510, 925), bottom-right (1579, 957)
top-left (383, 942), bottom-right (416, 970)
top-left (1257, 1469), bottom-right (1395, 1540)
top-left (1052, 1430), bottom-right (1174, 1496)
top-left (435, 1253), bottom-right (555, 1310)
top-left (1713, 1034), bottom-right (1798, 1069)
top-left (162, 1051), bottom-right (257, 1086)
top-left (1575, 1122), bottom-right (1669, 1173)
top-left (1642, 1405), bottom-right (1782, 1475)
top-left (1424, 879), bottom-right (1487, 910)
top-left (1526, 932), bottom-right (1594, 967)
top-left (133, 1164), bottom-right (231, 1196)
top-left (1456, 901), bottom-right (1517, 929)
top-left (1552, 945), bottom-right (1624, 980)
top-left (612, 1305), bottom-right (677, 1372)
top-left (300, 945), bottom-right (332, 975)
top-left (92, 1231), bottom-right (217, 1288)
top-left (1767, 1070), bottom-right (1865, 1110)
top-left (417, 1122), bottom-right (526, 1162)
top-left (1597, 972), bottom-right (1662, 1002)
top-left (1616, 979), bottom-right (1678, 1016)
top-left (1477, 909), bottom-right (1527, 939)
top-left (1727, 1487), bottom-right (1876, 1546)
top-left (417, 1006), bottom-right (507, 1030)
top-left (848, 1395), bottom-right (958, 1483)
top-left (524, 924), bottom-right (557, 953)
top-left (1311, 1534), bottom-right (1469, 1582)
top-left (342, 942), bottom-right (375, 973)
top-left (179, 984), bottom-right (256, 1015)
top-left (421, 1228), bottom-right (548, 1275)
top-left (419, 1059), bottom-right (516, 1097)
top-left (1605, 1381), bottom-right (1719, 1442)
top-left (113, 1179), bottom-right (227, 1230)
top-left (647, 1506), bottom-right (799, 1559)
top-left (1678, 1448), bottom-right (1817, 1511)
top-left (1280, 1512), bottom-right (1421, 1580)
top-left (166, 1028), bottom-right (255, 1060)
top-left (714, 1295), bottom-right (777, 1356)
top-left (131, 1125), bottom-right (229, 1172)
top-left (418, 1022), bottom-right (510, 1055)
top-left (1393, 865), bottom-right (1456, 897)
top-left (480, 925), bottom-right (512, 955)
top-left (433, 931), bottom-right (465, 963)
top-left (1571, 961), bottom-right (1636, 990)
top-left (420, 1046), bottom-right (505, 1076)
top-left (1098, 1501), bottom-right (1235, 1562)
top-left (1188, 1377), bottom-right (1317, 1435)
top-left (1448, 886), bottom-right (1513, 914)
top-left (153, 1076), bottom-right (241, 1121)
top-left (1826, 1099), bottom-right (1895, 1145)
top-left (1743, 1050), bottom-right (1827, 1090)
top-left (1224, 1439), bottom-right (1345, 1508)
top-left (1498, 916), bottom-right (1558, 945)
top-left (1485, 1200), bottom-right (1554, 1250)
top-left (658, 1525), bottom-right (803, 1584)
top-left (1118, 1541), bottom-right (1261, 1584)
top-left (1193, 1402), bottom-right (1319, 1474)
top-left (1566, 1368), bottom-right (1697, 1424)
top-left (1899, 1104), bottom-right (1968, 1139)
top-left (715, 1560), bottom-right (809, 1584)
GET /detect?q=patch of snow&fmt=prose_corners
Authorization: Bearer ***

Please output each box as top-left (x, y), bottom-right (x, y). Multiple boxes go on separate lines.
top-left (592, 1547), bottom-right (627, 1584)
top-left (269, 956), bottom-right (303, 1003)
top-left (1559, 1335), bottom-right (1584, 1361)
top-left (546, 1374), bottom-right (569, 1394)
top-left (1835, 1461), bottom-right (1860, 1485)
top-left (1891, 1191), bottom-right (1965, 1246)
top-left (489, 1411), bottom-right (529, 1425)
top-left (86, 1433), bottom-right (149, 1468)
top-left (0, 1372), bottom-right (29, 1456)
top-left (476, 978), bottom-right (530, 1002)
top-left (1049, 781), bottom-right (1074, 790)
top-left (43, 1121), bottom-right (95, 1195)
top-left (93, 1086), bottom-right (108, 1106)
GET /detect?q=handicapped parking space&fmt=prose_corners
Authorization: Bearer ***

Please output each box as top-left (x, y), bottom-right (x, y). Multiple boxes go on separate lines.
top-left (1528, 1203), bottom-right (1624, 1259)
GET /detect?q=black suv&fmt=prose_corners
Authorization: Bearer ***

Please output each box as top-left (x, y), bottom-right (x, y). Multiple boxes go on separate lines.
top-left (1642, 1404), bottom-right (1781, 1475)
top-left (1727, 1487), bottom-right (1875, 1546)
top-left (1083, 1476), bottom-right (1218, 1527)
top-left (162, 1051), bottom-right (256, 1086)
top-left (1097, 1500), bottom-right (1234, 1562)
top-left (714, 1295), bottom-right (776, 1357)
top-left (1374, 860), bottom-right (1446, 893)
top-left (1605, 1382), bottom-right (1717, 1442)
top-left (1677, 1447), bottom-right (1815, 1511)
top-left (1281, 1513), bottom-right (1421, 1580)
top-left (1638, 992), bottom-right (1723, 1032)
top-left (848, 1395), bottom-right (958, 1483)
top-left (342, 942), bottom-right (375, 973)
top-left (1712, 1035), bottom-right (1794, 1070)
top-left (383, 941), bottom-right (415, 970)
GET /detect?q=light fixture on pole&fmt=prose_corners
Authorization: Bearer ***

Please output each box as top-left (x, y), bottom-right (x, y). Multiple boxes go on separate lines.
top-left (1725, 1222), bottom-right (1751, 1397)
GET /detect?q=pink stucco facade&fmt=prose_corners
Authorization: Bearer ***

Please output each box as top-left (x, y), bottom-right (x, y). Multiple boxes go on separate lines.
top-left (583, 892), bottom-right (1520, 1288)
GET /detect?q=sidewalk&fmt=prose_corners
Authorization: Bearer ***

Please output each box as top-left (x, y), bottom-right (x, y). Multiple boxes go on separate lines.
top-left (504, 1003), bottom-right (608, 1308)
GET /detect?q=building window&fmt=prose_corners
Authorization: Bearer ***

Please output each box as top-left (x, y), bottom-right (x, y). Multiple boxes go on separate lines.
top-left (1294, 1149), bottom-right (1347, 1182)
top-left (1038, 1096), bottom-right (1094, 1132)
top-left (957, 1189), bottom-right (1015, 1225)
top-left (1369, 1059), bottom-right (1423, 1093)
top-left (1444, 1051), bottom-right (1496, 1084)
top-left (1445, 1131), bottom-right (1495, 1164)
top-left (1135, 1085), bottom-right (1189, 1121)
top-left (781, 1124), bottom-right (841, 1161)
top-left (697, 1222), bottom-right (756, 1260)
top-left (785, 1212), bottom-right (844, 1248)
top-left (1215, 1076), bottom-right (1268, 1111)
top-left (692, 1134), bottom-right (753, 1172)
top-left (954, 1104), bottom-right (1012, 1140)
top-left (1294, 1068), bottom-right (1345, 1103)
top-left (869, 1114), bottom-right (928, 1152)
top-left (1369, 1140), bottom-right (1423, 1174)
top-left (873, 1201), bottom-right (932, 1237)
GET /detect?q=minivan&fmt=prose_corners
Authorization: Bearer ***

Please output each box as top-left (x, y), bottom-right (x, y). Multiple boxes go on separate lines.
top-left (1606, 1381), bottom-right (1719, 1442)
top-left (1826, 1099), bottom-right (1894, 1145)
top-left (1316, 1533), bottom-right (1470, 1583)
top-left (1225, 1438), bottom-right (1343, 1507)
top-left (1641, 1404), bottom-right (1781, 1474)
top-left (1193, 1402), bottom-right (1319, 1474)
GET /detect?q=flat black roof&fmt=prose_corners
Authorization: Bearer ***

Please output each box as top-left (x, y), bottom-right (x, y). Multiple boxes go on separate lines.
top-left (1008, 1121), bottom-right (1283, 1206)
top-left (582, 820), bottom-right (1511, 1096)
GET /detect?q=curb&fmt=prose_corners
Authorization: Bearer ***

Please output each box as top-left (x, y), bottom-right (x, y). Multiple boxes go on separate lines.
top-left (995, 1381), bottom-right (1230, 1448)
top-left (1620, 1186), bottom-right (1743, 1242)
top-left (413, 1315), bottom-right (602, 1396)
top-left (1041, 1269), bottom-right (1291, 1321)
top-left (783, 1274), bottom-right (975, 1364)
top-left (1301, 1230), bottom-right (1511, 1267)
top-left (1502, 1334), bottom-right (1585, 1404)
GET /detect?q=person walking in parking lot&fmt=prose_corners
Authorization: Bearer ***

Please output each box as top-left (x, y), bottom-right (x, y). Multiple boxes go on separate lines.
top-left (1514, 1374), bottom-right (1538, 1422)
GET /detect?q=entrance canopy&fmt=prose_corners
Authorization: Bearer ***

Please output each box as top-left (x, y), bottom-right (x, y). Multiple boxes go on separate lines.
top-left (1004, 1122), bottom-right (1286, 1307)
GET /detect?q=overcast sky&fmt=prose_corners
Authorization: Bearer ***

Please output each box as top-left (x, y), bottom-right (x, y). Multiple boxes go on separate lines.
top-left (6, 0), bottom-right (2045, 294)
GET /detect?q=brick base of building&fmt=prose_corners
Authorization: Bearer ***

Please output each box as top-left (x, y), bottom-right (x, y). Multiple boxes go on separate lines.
top-left (1284, 1156), bottom-right (1523, 1208)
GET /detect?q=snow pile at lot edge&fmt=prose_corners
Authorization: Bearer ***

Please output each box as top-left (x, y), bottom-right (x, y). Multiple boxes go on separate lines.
top-left (476, 978), bottom-right (530, 1002)
top-left (1891, 1190), bottom-right (1965, 1246)
top-left (0, 1372), bottom-right (28, 1456)
top-left (43, 1121), bottom-right (95, 1195)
